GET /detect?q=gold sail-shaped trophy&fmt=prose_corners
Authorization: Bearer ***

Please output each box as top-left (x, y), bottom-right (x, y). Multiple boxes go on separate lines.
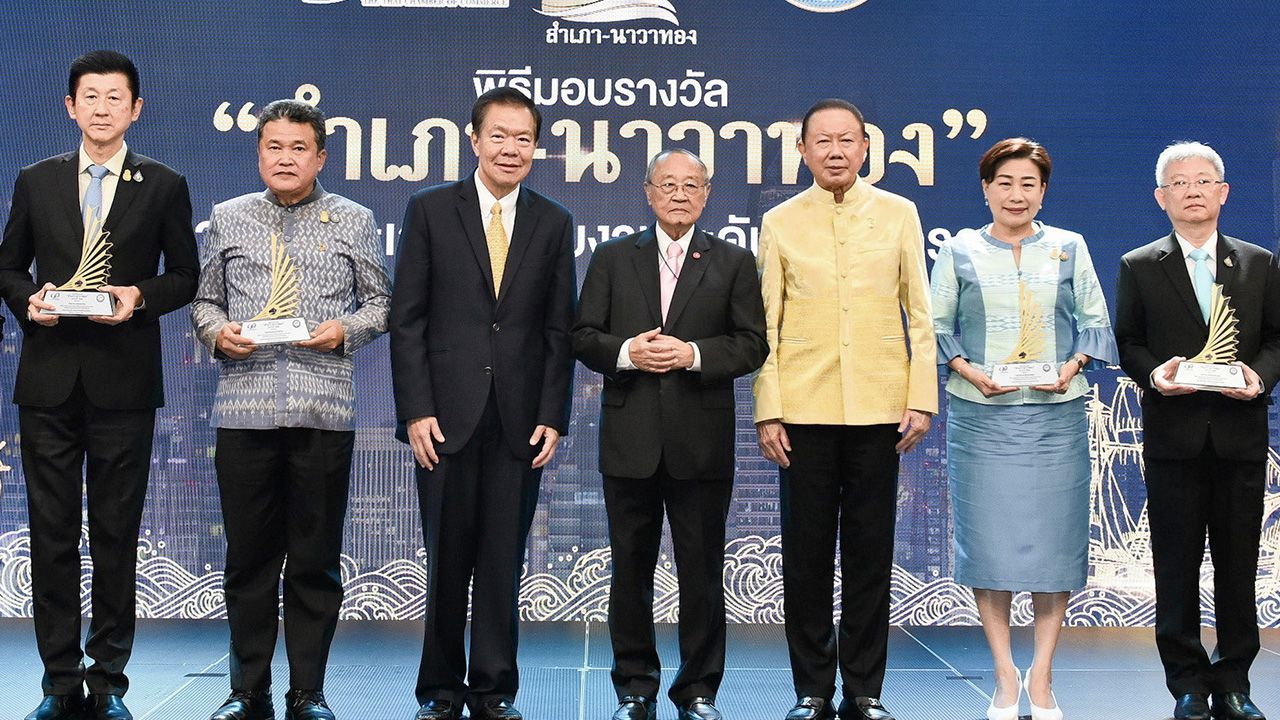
top-left (239, 233), bottom-right (310, 345)
top-left (990, 280), bottom-right (1059, 387)
top-left (45, 206), bottom-right (117, 316)
top-left (1173, 284), bottom-right (1246, 390)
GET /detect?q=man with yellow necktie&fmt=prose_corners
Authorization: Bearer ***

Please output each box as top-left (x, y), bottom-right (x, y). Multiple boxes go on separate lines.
top-left (389, 87), bottom-right (577, 720)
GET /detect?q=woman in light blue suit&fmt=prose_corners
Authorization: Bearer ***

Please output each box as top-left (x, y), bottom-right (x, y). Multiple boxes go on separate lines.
top-left (930, 138), bottom-right (1117, 720)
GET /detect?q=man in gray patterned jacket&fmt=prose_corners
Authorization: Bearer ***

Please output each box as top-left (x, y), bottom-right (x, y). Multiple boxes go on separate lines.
top-left (190, 99), bottom-right (391, 720)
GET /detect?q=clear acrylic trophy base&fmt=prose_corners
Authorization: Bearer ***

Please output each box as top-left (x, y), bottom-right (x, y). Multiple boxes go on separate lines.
top-left (240, 317), bottom-right (310, 345)
top-left (990, 361), bottom-right (1059, 388)
top-left (1174, 361), bottom-right (1247, 390)
top-left (46, 290), bottom-right (115, 316)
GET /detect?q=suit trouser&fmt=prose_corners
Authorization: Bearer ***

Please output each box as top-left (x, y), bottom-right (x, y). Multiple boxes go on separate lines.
top-left (603, 463), bottom-right (733, 704)
top-left (19, 383), bottom-right (155, 697)
top-left (214, 427), bottom-right (354, 693)
top-left (779, 423), bottom-right (899, 701)
top-left (1144, 442), bottom-right (1264, 697)
top-left (415, 392), bottom-right (541, 710)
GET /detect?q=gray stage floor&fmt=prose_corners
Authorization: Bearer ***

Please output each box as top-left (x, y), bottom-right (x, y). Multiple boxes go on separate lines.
top-left (2, 619), bottom-right (1277, 720)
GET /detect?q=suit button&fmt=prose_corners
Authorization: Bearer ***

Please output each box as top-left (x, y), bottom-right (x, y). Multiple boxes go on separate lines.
top-left (492, 323), bottom-right (500, 332)
top-left (484, 366), bottom-right (493, 375)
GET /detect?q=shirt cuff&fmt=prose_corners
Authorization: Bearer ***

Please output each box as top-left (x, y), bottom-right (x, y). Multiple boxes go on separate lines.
top-left (688, 341), bottom-right (701, 372)
top-left (616, 337), bottom-right (637, 371)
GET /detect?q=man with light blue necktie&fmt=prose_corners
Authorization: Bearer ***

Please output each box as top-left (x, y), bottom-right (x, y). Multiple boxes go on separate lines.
top-left (1115, 141), bottom-right (1280, 720)
top-left (0, 50), bottom-right (198, 720)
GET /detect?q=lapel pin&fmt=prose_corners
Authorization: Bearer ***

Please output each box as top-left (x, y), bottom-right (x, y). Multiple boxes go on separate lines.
top-left (318, 242), bottom-right (328, 253)
top-left (320, 210), bottom-right (331, 223)
top-left (1224, 256), bottom-right (1234, 267)
top-left (133, 170), bottom-right (143, 182)
top-left (1059, 252), bottom-right (1069, 261)
top-left (1049, 249), bottom-right (1061, 259)
top-left (867, 218), bottom-right (875, 229)
top-left (692, 251), bottom-right (701, 260)
top-left (122, 169), bottom-right (132, 182)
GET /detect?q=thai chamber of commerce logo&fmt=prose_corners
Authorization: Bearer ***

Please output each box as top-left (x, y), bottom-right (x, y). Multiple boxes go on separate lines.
top-left (785, 0), bottom-right (870, 11)
top-left (536, 0), bottom-right (678, 25)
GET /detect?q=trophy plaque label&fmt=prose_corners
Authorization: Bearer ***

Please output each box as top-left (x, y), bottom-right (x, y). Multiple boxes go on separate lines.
top-left (46, 290), bottom-right (115, 316)
top-left (241, 317), bottom-right (310, 345)
top-left (991, 361), bottom-right (1059, 388)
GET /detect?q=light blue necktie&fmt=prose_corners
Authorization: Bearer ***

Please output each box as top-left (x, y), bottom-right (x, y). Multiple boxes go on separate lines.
top-left (1188, 248), bottom-right (1212, 322)
top-left (82, 164), bottom-right (109, 222)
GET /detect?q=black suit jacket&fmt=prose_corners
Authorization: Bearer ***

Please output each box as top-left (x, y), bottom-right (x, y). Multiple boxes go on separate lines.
top-left (0, 150), bottom-right (198, 409)
top-left (573, 227), bottom-right (768, 480)
top-left (1115, 232), bottom-right (1280, 460)
top-left (390, 175), bottom-right (576, 459)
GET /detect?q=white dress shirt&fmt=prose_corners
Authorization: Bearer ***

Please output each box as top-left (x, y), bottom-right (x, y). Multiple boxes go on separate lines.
top-left (77, 142), bottom-right (128, 221)
top-left (616, 224), bottom-right (702, 372)
top-left (474, 169), bottom-right (517, 242)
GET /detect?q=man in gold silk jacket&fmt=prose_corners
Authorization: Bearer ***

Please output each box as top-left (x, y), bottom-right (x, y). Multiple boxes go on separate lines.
top-left (753, 99), bottom-right (937, 720)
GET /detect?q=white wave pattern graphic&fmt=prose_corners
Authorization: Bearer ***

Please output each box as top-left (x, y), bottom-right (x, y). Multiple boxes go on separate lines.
top-left (536, 0), bottom-right (679, 25)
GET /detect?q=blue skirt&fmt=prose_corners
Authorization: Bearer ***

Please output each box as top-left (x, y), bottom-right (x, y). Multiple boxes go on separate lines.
top-left (947, 395), bottom-right (1089, 592)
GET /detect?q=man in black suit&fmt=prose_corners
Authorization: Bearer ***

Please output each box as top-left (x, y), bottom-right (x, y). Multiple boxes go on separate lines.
top-left (573, 149), bottom-right (768, 720)
top-left (0, 51), bottom-right (199, 720)
top-left (389, 87), bottom-right (576, 720)
top-left (1115, 141), bottom-right (1280, 720)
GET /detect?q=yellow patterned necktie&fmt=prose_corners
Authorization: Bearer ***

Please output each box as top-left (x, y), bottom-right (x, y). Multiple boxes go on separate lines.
top-left (486, 202), bottom-right (508, 295)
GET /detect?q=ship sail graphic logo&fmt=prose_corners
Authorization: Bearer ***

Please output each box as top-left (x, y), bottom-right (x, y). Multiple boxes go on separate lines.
top-left (536, 0), bottom-right (678, 25)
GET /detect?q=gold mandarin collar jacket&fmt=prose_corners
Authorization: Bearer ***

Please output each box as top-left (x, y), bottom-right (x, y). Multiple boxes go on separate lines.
top-left (753, 181), bottom-right (938, 425)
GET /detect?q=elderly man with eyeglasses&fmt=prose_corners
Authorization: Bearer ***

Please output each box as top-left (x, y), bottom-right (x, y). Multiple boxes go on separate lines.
top-left (573, 148), bottom-right (768, 720)
top-left (1115, 141), bottom-right (1280, 720)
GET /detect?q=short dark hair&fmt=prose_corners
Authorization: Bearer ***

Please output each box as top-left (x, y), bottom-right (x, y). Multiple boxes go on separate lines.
top-left (68, 50), bottom-right (140, 100)
top-left (256, 99), bottom-right (328, 151)
top-left (979, 137), bottom-right (1052, 184)
top-left (471, 87), bottom-right (542, 141)
top-left (801, 98), bottom-right (865, 141)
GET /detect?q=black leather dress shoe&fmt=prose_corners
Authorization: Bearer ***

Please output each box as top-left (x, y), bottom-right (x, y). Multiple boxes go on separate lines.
top-left (88, 694), bottom-right (133, 720)
top-left (414, 699), bottom-right (460, 720)
top-left (840, 697), bottom-right (894, 720)
top-left (472, 698), bottom-right (522, 720)
top-left (785, 697), bottom-right (835, 720)
top-left (25, 694), bottom-right (85, 720)
top-left (1212, 693), bottom-right (1266, 720)
top-left (612, 696), bottom-right (656, 720)
top-left (1175, 694), bottom-right (1212, 720)
top-left (285, 690), bottom-right (335, 720)
top-left (677, 697), bottom-right (722, 720)
top-left (211, 691), bottom-right (276, 720)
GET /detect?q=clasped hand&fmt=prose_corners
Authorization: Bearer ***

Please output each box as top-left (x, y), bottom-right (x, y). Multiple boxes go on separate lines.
top-left (628, 326), bottom-right (694, 373)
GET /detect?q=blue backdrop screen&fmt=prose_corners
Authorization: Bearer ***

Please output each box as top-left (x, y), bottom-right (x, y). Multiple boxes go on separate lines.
top-left (0, 0), bottom-right (1278, 626)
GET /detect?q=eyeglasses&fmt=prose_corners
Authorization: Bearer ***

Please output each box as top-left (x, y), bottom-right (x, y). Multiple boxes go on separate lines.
top-left (646, 181), bottom-right (708, 196)
top-left (1158, 178), bottom-right (1225, 194)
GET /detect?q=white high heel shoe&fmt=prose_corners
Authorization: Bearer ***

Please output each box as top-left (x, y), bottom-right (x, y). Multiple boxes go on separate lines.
top-left (1025, 667), bottom-right (1063, 720)
top-left (985, 666), bottom-right (1021, 720)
